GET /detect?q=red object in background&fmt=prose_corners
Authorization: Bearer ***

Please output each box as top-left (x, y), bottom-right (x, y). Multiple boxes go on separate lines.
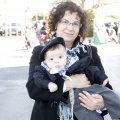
top-left (39, 33), bottom-right (49, 45)
top-left (39, 34), bottom-right (46, 42)
top-left (27, 40), bottom-right (31, 46)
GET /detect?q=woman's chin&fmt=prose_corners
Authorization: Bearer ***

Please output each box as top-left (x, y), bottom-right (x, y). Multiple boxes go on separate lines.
top-left (62, 36), bottom-right (72, 41)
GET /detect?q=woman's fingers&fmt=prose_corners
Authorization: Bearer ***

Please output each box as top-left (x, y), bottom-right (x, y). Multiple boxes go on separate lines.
top-left (79, 91), bottom-right (95, 110)
top-left (78, 91), bottom-right (105, 110)
top-left (82, 91), bottom-right (94, 101)
top-left (79, 91), bottom-right (93, 102)
top-left (91, 94), bottom-right (105, 109)
top-left (91, 93), bottom-right (102, 99)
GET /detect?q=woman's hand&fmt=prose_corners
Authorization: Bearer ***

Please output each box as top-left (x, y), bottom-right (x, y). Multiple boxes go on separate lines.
top-left (71, 74), bottom-right (90, 88)
top-left (64, 74), bottom-right (90, 91)
top-left (79, 91), bottom-right (105, 110)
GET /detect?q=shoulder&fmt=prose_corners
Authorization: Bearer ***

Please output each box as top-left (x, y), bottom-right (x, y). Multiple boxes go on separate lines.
top-left (85, 45), bottom-right (98, 54)
top-left (91, 45), bottom-right (98, 53)
top-left (40, 27), bottom-right (45, 30)
top-left (32, 45), bottom-right (44, 56)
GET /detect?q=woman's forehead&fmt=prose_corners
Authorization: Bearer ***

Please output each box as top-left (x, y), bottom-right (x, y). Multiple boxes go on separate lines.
top-left (63, 10), bottom-right (80, 21)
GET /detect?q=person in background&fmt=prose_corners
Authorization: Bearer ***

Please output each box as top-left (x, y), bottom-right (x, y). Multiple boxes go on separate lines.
top-left (93, 19), bottom-right (108, 45)
top-left (40, 21), bottom-right (47, 34)
top-left (117, 22), bottom-right (120, 44)
top-left (23, 27), bottom-right (32, 49)
top-left (113, 22), bottom-right (118, 35)
top-left (26, 1), bottom-right (113, 120)
top-left (35, 21), bottom-right (42, 41)
top-left (106, 24), bottom-right (118, 43)
top-left (39, 21), bottom-right (49, 45)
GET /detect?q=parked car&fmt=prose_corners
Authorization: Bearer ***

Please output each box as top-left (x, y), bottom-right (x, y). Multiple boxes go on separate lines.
top-left (0, 23), bottom-right (4, 36)
top-left (9, 23), bottom-right (24, 35)
top-left (3, 23), bottom-right (24, 36)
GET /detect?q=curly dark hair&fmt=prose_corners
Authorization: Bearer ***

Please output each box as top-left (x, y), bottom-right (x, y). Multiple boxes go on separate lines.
top-left (48, 0), bottom-right (88, 40)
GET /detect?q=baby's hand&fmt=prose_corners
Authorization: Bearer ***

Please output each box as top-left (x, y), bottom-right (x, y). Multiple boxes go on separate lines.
top-left (48, 82), bottom-right (58, 92)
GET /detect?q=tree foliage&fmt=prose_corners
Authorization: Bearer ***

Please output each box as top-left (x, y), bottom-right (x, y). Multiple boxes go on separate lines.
top-left (86, 8), bottom-right (95, 37)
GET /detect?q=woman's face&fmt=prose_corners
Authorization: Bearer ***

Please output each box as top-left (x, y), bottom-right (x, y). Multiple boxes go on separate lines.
top-left (56, 10), bottom-right (80, 47)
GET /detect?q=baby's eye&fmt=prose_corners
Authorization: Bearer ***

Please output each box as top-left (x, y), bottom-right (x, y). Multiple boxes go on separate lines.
top-left (59, 56), bottom-right (62, 59)
top-left (50, 58), bottom-right (53, 61)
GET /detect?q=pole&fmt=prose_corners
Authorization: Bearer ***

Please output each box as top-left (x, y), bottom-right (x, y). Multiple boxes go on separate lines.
top-left (4, 0), bottom-right (7, 38)
top-left (24, 7), bottom-right (29, 28)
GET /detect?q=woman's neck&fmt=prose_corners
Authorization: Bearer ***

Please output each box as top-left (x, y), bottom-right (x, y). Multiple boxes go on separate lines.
top-left (65, 41), bottom-right (73, 49)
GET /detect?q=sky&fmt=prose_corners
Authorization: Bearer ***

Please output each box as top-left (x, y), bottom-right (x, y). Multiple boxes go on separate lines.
top-left (0, 0), bottom-right (28, 22)
top-left (0, 0), bottom-right (120, 23)
top-left (94, 2), bottom-right (120, 17)
top-left (0, 0), bottom-right (55, 22)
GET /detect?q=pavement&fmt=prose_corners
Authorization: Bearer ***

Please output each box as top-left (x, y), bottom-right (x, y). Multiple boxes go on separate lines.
top-left (0, 36), bottom-right (120, 120)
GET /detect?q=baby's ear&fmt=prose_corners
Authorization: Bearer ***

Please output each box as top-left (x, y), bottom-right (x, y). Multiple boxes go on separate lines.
top-left (44, 61), bottom-right (46, 64)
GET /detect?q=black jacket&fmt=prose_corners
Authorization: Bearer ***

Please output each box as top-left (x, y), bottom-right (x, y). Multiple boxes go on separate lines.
top-left (33, 56), bottom-right (108, 90)
top-left (26, 36), bottom-right (112, 120)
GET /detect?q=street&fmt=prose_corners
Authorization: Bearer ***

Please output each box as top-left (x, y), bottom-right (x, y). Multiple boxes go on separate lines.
top-left (0, 36), bottom-right (35, 120)
top-left (0, 36), bottom-right (120, 120)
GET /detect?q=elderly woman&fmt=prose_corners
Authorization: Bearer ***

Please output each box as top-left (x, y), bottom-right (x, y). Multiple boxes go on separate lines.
top-left (26, 1), bottom-right (112, 120)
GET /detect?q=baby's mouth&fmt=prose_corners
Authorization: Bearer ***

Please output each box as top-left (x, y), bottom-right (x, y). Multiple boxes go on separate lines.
top-left (55, 65), bottom-right (60, 68)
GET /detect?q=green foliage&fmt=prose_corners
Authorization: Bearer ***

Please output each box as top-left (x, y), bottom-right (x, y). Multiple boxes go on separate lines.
top-left (86, 8), bottom-right (95, 37)
top-left (32, 13), bottom-right (49, 21)
top-left (32, 15), bottom-right (43, 21)
top-left (107, 15), bottom-right (120, 22)
top-left (87, 21), bottom-right (94, 37)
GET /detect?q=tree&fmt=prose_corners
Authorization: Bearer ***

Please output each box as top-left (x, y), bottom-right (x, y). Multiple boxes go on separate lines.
top-left (86, 8), bottom-right (95, 37)
top-left (75, 0), bottom-right (120, 9)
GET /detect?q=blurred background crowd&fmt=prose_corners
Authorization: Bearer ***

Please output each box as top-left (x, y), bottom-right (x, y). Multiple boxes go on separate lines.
top-left (0, 0), bottom-right (120, 47)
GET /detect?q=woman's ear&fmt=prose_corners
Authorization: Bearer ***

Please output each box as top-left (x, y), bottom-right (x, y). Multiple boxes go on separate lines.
top-left (55, 26), bottom-right (57, 30)
top-left (55, 23), bottom-right (58, 30)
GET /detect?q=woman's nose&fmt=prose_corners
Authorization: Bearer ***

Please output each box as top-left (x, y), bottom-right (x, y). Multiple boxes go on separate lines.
top-left (67, 23), bottom-right (74, 30)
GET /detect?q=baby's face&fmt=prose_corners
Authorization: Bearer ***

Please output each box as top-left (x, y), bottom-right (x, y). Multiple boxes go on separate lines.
top-left (45, 45), bottom-right (67, 69)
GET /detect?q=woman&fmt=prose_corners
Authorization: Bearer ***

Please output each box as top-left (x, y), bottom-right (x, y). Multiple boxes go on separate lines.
top-left (26, 1), bottom-right (112, 120)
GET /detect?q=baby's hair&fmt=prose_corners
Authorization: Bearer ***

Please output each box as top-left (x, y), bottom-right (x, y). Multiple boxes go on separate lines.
top-left (44, 44), bottom-right (66, 59)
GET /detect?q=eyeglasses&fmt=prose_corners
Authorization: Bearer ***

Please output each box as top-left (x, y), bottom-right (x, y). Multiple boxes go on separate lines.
top-left (59, 19), bottom-right (82, 28)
